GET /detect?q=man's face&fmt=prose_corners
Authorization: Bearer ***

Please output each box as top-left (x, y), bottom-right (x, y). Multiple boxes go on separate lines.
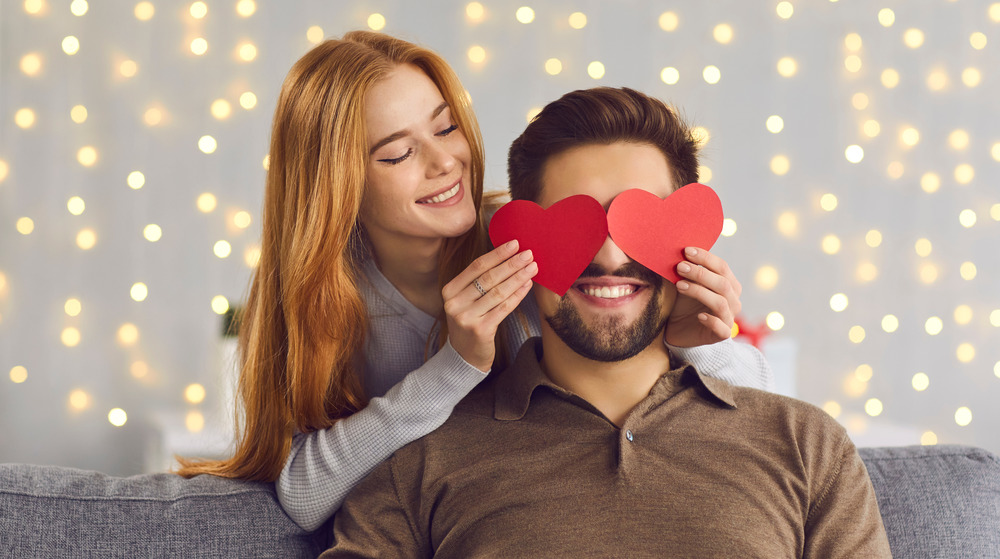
top-left (534, 142), bottom-right (679, 362)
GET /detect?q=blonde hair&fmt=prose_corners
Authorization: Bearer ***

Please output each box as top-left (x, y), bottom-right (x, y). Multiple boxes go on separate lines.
top-left (176, 31), bottom-right (487, 481)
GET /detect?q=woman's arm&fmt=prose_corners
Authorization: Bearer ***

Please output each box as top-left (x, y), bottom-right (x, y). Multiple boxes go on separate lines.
top-left (277, 339), bottom-right (485, 532)
top-left (669, 338), bottom-right (774, 390)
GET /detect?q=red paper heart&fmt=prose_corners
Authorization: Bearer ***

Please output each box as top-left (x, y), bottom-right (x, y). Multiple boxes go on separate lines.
top-left (606, 183), bottom-right (724, 284)
top-left (489, 195), bottom-right (608, 296)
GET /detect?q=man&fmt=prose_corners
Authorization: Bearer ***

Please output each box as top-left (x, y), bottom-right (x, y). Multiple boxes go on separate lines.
top-left (321, 87), bottom-right (891, 557)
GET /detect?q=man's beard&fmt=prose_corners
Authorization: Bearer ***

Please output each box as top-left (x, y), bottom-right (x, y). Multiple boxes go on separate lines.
top-left (545, 262), bottom-right (668, 362)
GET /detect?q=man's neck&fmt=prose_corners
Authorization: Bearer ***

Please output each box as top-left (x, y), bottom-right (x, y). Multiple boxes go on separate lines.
top-left (367, 229), bottom-right (444, 317)
top-left (537, 324), bottom-right (672, 427)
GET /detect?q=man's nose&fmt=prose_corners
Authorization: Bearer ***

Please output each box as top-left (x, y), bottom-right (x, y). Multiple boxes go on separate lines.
top-left (591, 234), bottom-right (631, 274)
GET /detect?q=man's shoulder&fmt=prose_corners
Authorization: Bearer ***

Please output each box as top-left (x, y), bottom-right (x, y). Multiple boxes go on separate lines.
top-left (724, 385), bottom-right (849, 442)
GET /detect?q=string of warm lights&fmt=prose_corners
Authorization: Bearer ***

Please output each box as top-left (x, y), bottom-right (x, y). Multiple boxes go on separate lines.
top-left (1, 0), bottom-right (998, 471)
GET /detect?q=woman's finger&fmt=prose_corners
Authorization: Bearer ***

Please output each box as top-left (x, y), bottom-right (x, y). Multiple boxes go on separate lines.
top-left (683, 247), bottom-right (742, 297)
top-left (469, 261), bottom-right (538, 317)
top-left (481, 279), bottom-right (534, 326)
top-left (697, 312), bottom-right (734, 341)
top-left (442, 240), bottom-right (519, 300)
top-left (675, 279), bottom-right (734, 327)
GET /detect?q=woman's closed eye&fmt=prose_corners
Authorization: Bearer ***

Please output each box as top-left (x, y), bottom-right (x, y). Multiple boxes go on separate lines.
top-left (436, 123), bottom-right (458, 136)
top-left (378, 148), bottom-right (413, 165)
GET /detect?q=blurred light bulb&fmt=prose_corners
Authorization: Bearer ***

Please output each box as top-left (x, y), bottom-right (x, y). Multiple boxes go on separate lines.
top-left (878, 8), bottom-right (895, 27)
top-left (714, 24), bottom-right (733, 44)
top-left (62, 36), bottom-right (80, 55)
top-left (190, 38), bottom-right (208, 56)
top-left (962, 67), bottom-right (981, 87)
top-left (766, 115), bottom-right (784, 133)
top-left (467, 45), bottom-right (486, 64)
top-left (845, 145), bottom-right (864, 163)
top-left (881, 68), bottom-right (900, 88)
top-left (108, 408), bottom-right (128, 427)
top-left (130, 282), bottom-right (148, 302)
top-left (903, 28), bottom-right (924, 48)
top-left (770, 155), bottom-right (790, 175)
top-left (660, 67), bottom-right (679, 85)
top-left (65, 298), bottom-right (82, 316)
top-left (955, 406), bottom-right (972, 426)
top-left (821, 234), bottom-right (841, 254)
top-left (851, 93), bottom-right (869, 110)
top-left (143, 224), bottom-right (162, 242)
top-left (236, 0), bottom-right (256, 17)
top-left (766, 311), bottom-right (784, 331)
top-left (185, 383), bottom-right (206, 404)
top-left (134, 1), bottom-right (154, 20)
top-left (67, 196), bottom-right (85, 215)
top-left (659, 12), bottom-right (678, 31)
top-left (306, 25), bottom-right (324, 44)
top-left (198, 135), bottom-right (217, 154)
top-left (776, 57), bottom-right (797, 77)
top-left (515, 6), bottom-right (534, 23)
top-left (588, 61), bottom-right (606, 79)
top-left (213, 240), bottom-right (232, 258)
top-left (702, 65), bottom-right (721, 84)
top-left (830, 293), bottom-right (848, 312)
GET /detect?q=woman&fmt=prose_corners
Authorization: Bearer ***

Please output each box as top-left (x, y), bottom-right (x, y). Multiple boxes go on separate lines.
top-left (177, 31), bottom-right (772, 531)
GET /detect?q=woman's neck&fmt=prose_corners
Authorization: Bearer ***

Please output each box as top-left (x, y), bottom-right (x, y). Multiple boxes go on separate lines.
top-left (368, 231), bottom-right (445, 317)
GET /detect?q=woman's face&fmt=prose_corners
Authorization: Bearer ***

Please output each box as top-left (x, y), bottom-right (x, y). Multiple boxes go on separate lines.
top-left (360, 64), bottom-right (476, 246)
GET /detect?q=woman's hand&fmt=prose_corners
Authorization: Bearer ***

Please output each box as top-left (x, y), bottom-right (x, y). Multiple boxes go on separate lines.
top-left (442, 240), bottom-right (537, 371)
top-left (664, 247), bottom-right (742, 348)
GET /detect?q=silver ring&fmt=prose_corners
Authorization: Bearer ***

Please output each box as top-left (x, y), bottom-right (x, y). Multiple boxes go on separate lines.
top-left (473, 278), bottom-right (488, 297)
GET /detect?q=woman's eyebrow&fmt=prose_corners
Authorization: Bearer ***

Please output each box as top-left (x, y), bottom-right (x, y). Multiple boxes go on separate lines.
top-left (369, 102), bottom-right (450, 155)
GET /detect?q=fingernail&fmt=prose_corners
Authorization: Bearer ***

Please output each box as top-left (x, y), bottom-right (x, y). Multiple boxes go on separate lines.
top-left (519, 249), bottom-right (533, 261)
top-left (506, 240), bottom-right (518, 250)
top-left (677, 281), bottom-right (690, 290)
top-left (685, 247), bottom-right (698, 256)
top-left (677, 262), bottom-right (691, 273)
top-left (528, 262), bottom-right (538, 274)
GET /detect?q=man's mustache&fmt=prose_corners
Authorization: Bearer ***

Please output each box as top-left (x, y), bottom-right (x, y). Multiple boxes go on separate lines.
top-left (575, 261), bottom-right (662, 286)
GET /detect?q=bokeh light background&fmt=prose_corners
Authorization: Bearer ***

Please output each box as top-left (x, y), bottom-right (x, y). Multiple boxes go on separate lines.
top-left (1, 0), bottom-right (997, 475)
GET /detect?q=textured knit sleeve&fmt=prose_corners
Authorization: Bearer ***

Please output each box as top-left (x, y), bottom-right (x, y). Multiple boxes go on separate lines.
top-left (669, 338), bottom-right (775, 391)
top-left (276, 339), bottom-right (486, 531)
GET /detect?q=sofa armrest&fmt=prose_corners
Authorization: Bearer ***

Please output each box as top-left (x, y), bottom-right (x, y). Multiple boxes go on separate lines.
top-left (860, 445), bottom-right (1000, 559)
top-left (0, 463), bottom-right (327, 558)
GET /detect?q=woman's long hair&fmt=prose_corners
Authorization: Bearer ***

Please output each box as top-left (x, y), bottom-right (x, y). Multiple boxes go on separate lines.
top-left (176, 31), bottom-right (488, 481)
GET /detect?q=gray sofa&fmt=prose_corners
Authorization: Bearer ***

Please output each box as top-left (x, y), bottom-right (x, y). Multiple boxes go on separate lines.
top-left (2, 445), bottom-right (998, 558)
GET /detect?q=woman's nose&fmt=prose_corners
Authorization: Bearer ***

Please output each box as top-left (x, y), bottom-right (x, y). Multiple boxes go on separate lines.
top-left (425, 141), bottom-right (457, 177)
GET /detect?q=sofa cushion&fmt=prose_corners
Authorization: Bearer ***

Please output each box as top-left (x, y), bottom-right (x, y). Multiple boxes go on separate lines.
top-left (0, 463), bottom-right (327, 558)
top-left (860, 444), bottom-right (1000, 559)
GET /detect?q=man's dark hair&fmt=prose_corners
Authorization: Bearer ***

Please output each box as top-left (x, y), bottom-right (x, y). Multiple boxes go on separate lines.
top-left (507, 87), bottom-right (699, 202)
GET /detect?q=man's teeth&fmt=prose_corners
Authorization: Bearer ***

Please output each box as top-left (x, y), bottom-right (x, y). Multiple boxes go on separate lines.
top-left (581, 285), bottom-right (636, 299)
top-left (418, 183), bottom-right (460, 204)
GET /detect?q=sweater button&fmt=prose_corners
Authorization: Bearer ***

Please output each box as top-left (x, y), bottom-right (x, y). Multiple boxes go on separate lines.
top-left (625, 429), bottom-right (634, 442)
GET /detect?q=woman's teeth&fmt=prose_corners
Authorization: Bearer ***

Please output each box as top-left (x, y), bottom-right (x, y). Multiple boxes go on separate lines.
top-left (418, 183), bottom-right (460, 204)
top-left (580, 285), bottom-right (636, 299)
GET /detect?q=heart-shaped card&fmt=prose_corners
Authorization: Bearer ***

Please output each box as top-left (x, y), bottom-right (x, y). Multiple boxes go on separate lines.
top-left (488, 195), bottom-right (608, 296)
top-left (606, 183), bottom-right (724, 284)
top-left (488, 183), bottom-right (724, 293)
